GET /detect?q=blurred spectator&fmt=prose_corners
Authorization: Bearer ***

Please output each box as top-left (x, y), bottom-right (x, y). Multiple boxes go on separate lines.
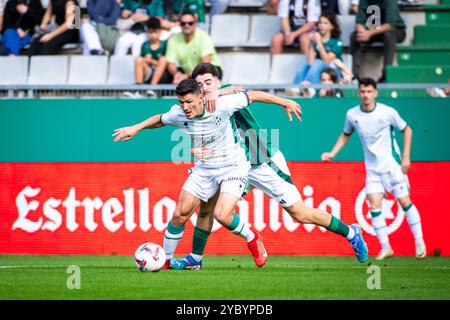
top-left (165, 11), bottom-right (222, 84)
top-left (316, 67), bottom-right (344, 97)
top-left (172, 0), bottom-right (206, 30)
top-left (270, 0), bottom-right (321, 55)
top-left (134, 16), bottom-right (171, 85)
top-left (267, 0), bottom-right (278, 15)
top-left (321, 0), bottom-right (359, 15)
top-left (80, 0), bottom-right (121, 55)
top-left (350, 0), bottom-right (406, 82)
top-left (210, 0), bottom-right (229, 16)
top-left (114, 0), bottom-right (164, 56)
top-left (293, 11), bottom-right (343, 84)
top-left (28, 0), bottom-right (79, 55)
top-left (0, 0), bottom-right (6, 33)
top-left (2, 0), bottom-right (44, 55)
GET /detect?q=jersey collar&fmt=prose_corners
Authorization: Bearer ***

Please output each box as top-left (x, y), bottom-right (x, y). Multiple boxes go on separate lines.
top-left (359, 102), bottom-right (377, 113)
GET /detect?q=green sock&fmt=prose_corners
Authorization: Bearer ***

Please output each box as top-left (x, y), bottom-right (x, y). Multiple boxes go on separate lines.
top-left (326, 215), bottom-right (350, 238)
top-left (192, 227), bottom-right (211, 256)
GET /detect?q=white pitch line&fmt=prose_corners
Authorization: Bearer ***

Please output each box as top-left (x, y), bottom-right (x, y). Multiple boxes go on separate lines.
top-left (0, 265), bottom-right (118, 269)
top-left (286, 265), bottom-right (450, 270)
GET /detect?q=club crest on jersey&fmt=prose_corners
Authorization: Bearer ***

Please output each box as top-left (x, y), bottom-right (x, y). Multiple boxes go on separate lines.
top-left (355, 188), bottom-right (405, 236)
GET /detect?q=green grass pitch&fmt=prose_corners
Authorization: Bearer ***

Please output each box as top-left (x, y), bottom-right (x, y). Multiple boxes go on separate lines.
top-left (1, 255), bottom-right (449, 300)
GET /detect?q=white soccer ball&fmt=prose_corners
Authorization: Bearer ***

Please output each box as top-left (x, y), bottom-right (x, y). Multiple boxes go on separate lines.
top-left (134, 242), bottom-right (166, 272)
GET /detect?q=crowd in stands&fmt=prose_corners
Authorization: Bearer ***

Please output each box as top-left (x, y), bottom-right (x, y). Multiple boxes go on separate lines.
top-left (0, 0), bottom-right (413, 96)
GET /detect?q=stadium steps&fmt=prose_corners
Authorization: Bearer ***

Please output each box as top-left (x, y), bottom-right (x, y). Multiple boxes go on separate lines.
top-left (387, 65), bottom-right (450, 83)
top-left (397, 45), bottom-right (450, 65)
top-left (424, 4), bottom-right (450, 25)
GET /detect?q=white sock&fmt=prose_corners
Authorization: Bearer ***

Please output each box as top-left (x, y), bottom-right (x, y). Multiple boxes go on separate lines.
top-left (228, 214), bottom-right (255, 242)
top-left (190, 253), bottom-right (202, 262)
top-left (163, 227), bottom-right (184, 260)
top-left (404, 203), bottom-right (425, 247)
top-left (371, 211), bottom-right (391, 250)
top-left (346, 226), bottom-right (355, 240)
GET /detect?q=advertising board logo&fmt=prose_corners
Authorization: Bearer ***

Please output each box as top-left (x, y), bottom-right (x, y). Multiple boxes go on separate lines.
top-left (355, 188), bottom-right (405, 236)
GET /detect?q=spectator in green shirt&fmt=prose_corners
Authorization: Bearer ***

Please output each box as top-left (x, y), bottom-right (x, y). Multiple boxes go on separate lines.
top-left (350, 0), bottom-right (406, 82)
top-left (293, 11), bottom-right (344, 84)
top-left (135, 16), bottom-right (171, 85)
top-left (165, 12), bottom-right (223, 84)
top-left (114, 0), bottom-right (167, 56)
top-left (172, 0), bottom-right (205, 25)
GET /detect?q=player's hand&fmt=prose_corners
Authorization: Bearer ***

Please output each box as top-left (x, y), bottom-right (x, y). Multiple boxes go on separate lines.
top-left (191, 147), bottom-right (212, 161)
top-left (401, 157), bottom-right (411, 173)
top-left (204, 91), bottom-right (218, 113)
top-left (321, 152), bottom-right (334, 162)
top-left (283, 99), bottom-right (302, 122)
top-left (112, 126), bottom-right (138, 142)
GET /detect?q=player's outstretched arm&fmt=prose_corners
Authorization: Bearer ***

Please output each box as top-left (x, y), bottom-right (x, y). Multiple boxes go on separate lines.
top-left (112, 114), bottom-right (165, 142)
top-left (321, 132), bottom-right (352, 162)
top-left (247, 91), bottom-right (302, 122)
top-left (401, 126), bottom-right (413, 173)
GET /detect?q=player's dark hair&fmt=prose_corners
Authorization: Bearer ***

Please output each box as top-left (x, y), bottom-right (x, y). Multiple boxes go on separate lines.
top-left (321, 11), bottom-right (341, 38)
top-left (147, 16), bottom-right (161, 30)
top-left (358, 78), bottom-right (377, 89)
top-left (175, 79), bottom-right (201, 96)
top-left (191, 63), bottom-right (220, 80)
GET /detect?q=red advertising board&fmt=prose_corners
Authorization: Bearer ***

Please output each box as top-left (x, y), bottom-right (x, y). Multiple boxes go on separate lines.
top-left (0, 162), bottom-right (448, 257)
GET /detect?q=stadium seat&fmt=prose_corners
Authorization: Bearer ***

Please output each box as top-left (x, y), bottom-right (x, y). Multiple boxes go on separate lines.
top-left (218, 53), bottom-right (234, 84)
top-left (387, 65), bottom-right (450, 83)
top-left (226, 53), bottom-right (270, 84)
top-left (245, 15), bottom-right (280, 47)
top-left (397, 45), bottom-right (450, 66)
top-left (424, 4), bottom-right (450, 25)
top-left (269, 54), bottom-right (307, 84)
top-left (28, 55), bottom-right (69, 84)
top-left (414, 25), bottom-right (450, 44)
top-left (107, 56), bottom-right (135, 85)
top-left (337, 15), bottom-right (355, 47)
top-left (0, 56), bottom-right (29, 85)
top-left (210, 14), bottom-right (250, 47)
top-left (228, 0), bottom-right (267, 7)
top-left (68, 56), bottom-right (108, 85)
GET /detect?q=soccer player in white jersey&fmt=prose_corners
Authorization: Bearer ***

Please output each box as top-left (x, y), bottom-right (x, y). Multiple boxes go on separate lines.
top-left (322, 78), bottom-right (427, 260)
top-left (113, 79), bottom-right (302, 268)
top-left (166, 63), bottom-right (369, 270)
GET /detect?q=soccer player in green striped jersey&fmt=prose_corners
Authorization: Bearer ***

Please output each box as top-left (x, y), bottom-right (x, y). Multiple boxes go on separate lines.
top-left (164, 63), bottom-right (369, 270)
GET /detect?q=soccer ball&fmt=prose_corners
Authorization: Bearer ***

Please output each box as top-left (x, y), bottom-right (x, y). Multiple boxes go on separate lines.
top-left (134, 242), bottom-right (166, 272)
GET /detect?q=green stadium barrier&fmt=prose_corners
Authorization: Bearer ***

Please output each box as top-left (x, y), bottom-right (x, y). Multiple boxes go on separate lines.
top-left (1, 98), bottom-right (450, 162)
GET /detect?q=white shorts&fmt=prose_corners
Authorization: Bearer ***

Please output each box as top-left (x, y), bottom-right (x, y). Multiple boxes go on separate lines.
top-left (246, 151), bottom-right (301, 208)
top-left (366, 166), bottom-right (410, 199)
top-left (182, 162), bottom-right (251, 202)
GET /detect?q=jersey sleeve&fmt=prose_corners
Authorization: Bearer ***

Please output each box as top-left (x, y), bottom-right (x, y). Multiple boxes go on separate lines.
top-left (389, 108), bottom-right (407, 131)
top-left (343, 110), bottom-right (354, 135)
top-left (160, 105), bottom-right (181, 126)
top-left (217, 92), bottom-right (250, 114)
top-left (307, 0), bottom-right (321, 23)
top-left (277, 0), bottom-right (289, 18)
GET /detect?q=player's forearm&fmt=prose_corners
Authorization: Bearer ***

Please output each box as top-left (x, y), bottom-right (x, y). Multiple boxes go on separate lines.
top-left (402, 126), bottom-right (412, 159)
top-left (330, 133), bottom-right (351, 157)
top-left (133, 114), bottom-right (165, 131)
top-left (247, 90), bottom-right (289, 106)
top-left (217, 86), bottom-right (244, 96)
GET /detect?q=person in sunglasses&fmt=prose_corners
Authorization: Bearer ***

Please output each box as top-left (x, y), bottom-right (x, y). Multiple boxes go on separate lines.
top-left (165, 11), bottom-right (222, 84)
